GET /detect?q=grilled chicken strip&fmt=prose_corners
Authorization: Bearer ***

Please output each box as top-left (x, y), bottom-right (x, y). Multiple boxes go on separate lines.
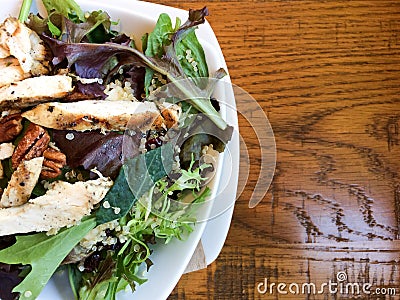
top-left (0, 142), bottom-right (14, 179)
top-left (0, 177), bottom-right (113, 236)
top-left (0, 75), bottom-right (73, 108)
top-left (0, 57), bottom-right (30, 88)
top-left (0, 142), bottom-right (14, 160)
top-left (0, 157), bottom-right (43, 208)
top-left (22, 100), bottom-right (181, 132)
top-left (0, 17), bottom-right (49, 75)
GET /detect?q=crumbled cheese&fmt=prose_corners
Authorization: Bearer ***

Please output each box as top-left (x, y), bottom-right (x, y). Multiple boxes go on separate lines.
top-left (103, 201), bottom-right (111, 209)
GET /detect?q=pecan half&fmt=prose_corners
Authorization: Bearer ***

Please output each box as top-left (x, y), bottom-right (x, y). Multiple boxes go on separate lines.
top-left (0, 113), bottom-right (23, 143)
top-left (40, 148), bottom-right (67, 179)
top-left (11, 123), bottom-right (50, 169)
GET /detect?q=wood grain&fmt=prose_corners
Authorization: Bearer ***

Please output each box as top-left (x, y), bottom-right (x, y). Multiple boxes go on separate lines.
top-left (146, 1), bottom-right (400, 299)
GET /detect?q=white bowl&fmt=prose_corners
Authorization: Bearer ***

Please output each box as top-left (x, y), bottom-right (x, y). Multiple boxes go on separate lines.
top-left (0, 1), bottom-right (240, 299)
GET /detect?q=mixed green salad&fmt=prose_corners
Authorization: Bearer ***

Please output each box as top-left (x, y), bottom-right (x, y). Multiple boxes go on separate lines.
top-left (0, 0), bottom-right (232, 299)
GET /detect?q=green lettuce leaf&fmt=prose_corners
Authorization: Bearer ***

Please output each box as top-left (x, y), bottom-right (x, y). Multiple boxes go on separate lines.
top-left (143, 13), bottom-right (180, 93)
top-left (143, 9), bottom-right (209, 93)
top-left (42, 0), bottom-right (85, 22)
top-left (0, 218), bottom-right (96, 299)
top-left (96, 143), bottom-right (174, 224)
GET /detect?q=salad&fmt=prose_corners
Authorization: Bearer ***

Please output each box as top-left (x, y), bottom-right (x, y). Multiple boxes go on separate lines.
top-left (0, 0), bottom-right (233, 299)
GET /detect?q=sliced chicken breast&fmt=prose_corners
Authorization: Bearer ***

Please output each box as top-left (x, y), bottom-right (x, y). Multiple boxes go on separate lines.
top-left (0, 142), bottom-right (14, 160)
top-left (0, 75), bottom-right (73, 108)
top-left (0, 177), bottom-right (113, 236)
top-left (22, 100), bottom-right (181, 132)
top-left (0, 157), bottom-right (44, 208)
top-left (0, 57), bottom-right (30, 88)
top-left (0, 142), bottom-right (14, 179)
top-left (0, 17), bottom-right (49, 75)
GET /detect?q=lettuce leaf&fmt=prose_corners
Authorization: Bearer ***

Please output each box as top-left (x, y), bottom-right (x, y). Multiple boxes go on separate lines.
top-left (143, 13), bottom-right (180, 94)
top-left (42, 0), bottom-right (85, 22)
top-left (96, 143), bottom-right (174, 224)
top-left (143, 8), bottom-right (209, 93)
top-left (0, 218), bottom-right (96, 299)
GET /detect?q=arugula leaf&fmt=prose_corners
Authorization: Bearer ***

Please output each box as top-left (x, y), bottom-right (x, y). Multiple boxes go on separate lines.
top-left (96, 143), bottom-right (174, 224)
top-left (81, 156), bottom-right (211, 298)
top-left (42, 0), bottom-right (85, 22)
top-left (0, 218), bottom-right (96, 300)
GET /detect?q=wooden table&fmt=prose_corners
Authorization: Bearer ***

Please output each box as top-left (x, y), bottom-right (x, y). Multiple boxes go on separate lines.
top-left (148, 1), bottom-right (400, 299)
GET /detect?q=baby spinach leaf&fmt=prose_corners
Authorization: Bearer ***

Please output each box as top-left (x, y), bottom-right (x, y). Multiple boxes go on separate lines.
top-left (96, 143), bottom-right (174, 225)
top-left (95, 163), bottom-right (135, 225)
top-left (0, 218), bottom-right (96, 300)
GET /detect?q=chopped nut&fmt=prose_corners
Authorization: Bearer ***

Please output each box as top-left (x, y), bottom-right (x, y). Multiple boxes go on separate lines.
top-left (0, 113), bottom-right (23, 143)
top-left (11, 123), bottom-right (50, 169)
top-left (40, 148), bottom-right (67, 179)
